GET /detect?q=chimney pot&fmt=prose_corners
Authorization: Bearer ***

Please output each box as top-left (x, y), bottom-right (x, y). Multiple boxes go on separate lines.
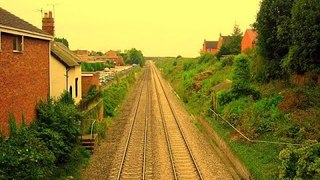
top-left (42, 11), bottom-right (55, 36)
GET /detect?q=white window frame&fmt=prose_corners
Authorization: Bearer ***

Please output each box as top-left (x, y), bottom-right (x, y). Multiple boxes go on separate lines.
top-left (13, 35), bottom-right (24, 52)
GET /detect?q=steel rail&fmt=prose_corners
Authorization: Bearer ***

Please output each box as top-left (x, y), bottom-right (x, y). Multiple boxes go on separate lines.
top-left (116, 69), bottom-right (149, 180)
top-left (151, 64), bottom-right (203, 180)
top-left (151, 67), bottom-right (178, 180)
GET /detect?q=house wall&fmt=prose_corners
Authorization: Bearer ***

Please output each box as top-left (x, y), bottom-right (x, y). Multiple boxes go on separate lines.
top-left (50, 55), bottom-right (66, 99)
top-left (50, 56), bottom-right (82, 104)
top-left (241, 35), bottom-right (254, 53)
top-left (0, 33), bottom-right (50, 136)
top-left (82, 73), bottom-right (100, 97)
top-left (68, 65), bottom-right (82, 103)
top-left (217, 37), bottom-right (224, 50)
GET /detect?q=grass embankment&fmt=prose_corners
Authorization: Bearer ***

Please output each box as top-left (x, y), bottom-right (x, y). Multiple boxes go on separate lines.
top-left (155, 55), bottom-right (320, 179)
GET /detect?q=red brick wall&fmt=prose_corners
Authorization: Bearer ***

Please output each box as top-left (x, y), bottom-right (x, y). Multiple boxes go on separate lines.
top-left (0, 33), bottom-right (50, 136)
top-left (82, 73), bottom-right (100, 97)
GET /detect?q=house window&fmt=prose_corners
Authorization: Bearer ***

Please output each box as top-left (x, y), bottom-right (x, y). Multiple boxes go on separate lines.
top-left (69, 86), bottom-right (73, 98)
top-left (75, 78), bottom-right (78, 97)
top-left (0, 32), bottom-right (2, 51)
top-left (13, 35), bottom-right (23, 52)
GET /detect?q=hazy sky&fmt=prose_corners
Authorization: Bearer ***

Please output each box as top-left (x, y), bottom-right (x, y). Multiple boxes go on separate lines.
top-left (1, 0), bottom-right (261, 57)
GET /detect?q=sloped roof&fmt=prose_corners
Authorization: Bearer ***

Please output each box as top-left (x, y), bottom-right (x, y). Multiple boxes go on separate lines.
top-left (204, 41), bottom-right (218, 48)
top-left (0, 7), bottom-right (50, 36)
top-left (51, 42), bottom-right (80, 67)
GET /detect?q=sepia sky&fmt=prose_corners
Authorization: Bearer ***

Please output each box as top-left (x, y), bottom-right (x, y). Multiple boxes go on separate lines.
top-left (1, 0), bottom-right (261, 57)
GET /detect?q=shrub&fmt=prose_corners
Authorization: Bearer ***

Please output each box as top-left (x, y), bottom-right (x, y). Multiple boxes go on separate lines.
top-left (32, 94), bottom-right (83, 164)
top-left (198, 53), bottom-right (215, 64)
top-left (222, 97), bottom-right (250, 125)
top-left (81, 62), bottom-right (106, 72)
top-left (220, 55), bottom-right (234, 67)
top-left (0, 120), bottom-right (55, 179)
top-left (279, 140), bottom-right (320, 179)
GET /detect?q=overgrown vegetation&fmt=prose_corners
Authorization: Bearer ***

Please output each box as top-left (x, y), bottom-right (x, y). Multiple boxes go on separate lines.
top-left (155, 50), bottom-right (320, 178)
top-left (255, 0), bottom-right (320, 78)
top-left (103, 70), bottom-right (138, 117)
top-left (0, 92), bottom-right (89, 179)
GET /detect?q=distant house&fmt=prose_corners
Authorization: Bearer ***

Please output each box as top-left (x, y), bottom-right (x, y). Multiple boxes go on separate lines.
top-left (73, 50), bottom-right (94, 62)
top-left (217, 35), bottom-right (232, 50)
top-left (105, 50), bottom-right (124, 66)
top-left (0, 8), bottom-right (52, 135)
top-left (50, 42), bottom-right (82, 103)
top-left (202, 40), bottom-right (218, 54)
top-left (41, 12), bottom-right (82, 103)
top-left (241, 29), bottom-right (257, 53)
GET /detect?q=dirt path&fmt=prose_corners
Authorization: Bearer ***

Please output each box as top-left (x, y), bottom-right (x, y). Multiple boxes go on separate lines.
top-left (82, 62), bottom-right (240, 179)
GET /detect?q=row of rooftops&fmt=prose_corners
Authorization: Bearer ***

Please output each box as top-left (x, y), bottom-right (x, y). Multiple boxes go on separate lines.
top-left (203, 29), bottom-right (257, 53)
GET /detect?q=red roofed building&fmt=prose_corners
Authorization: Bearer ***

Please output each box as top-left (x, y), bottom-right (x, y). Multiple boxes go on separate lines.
top-left (105, 50), bottom-right (123, 66)
top-left (241, 29), bottom-right (257, 53)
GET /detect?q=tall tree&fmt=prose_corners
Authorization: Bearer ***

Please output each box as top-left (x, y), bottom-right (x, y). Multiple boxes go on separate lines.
top-left (285, 0), bottom-right (320, 73)
top-left (255, 0), bottom-right (294, 60)
top-left (216, 24), bottom-right (242, 59)
top-left (126, 48), bottom-right (145, 67)
top-left (54, 37), bottom-right (69, 47)
top-left (228, 24), bottom-right (243, 55)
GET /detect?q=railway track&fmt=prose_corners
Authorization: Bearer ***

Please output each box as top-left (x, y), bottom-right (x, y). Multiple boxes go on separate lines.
top-left (115, 67), bottom-right (152, 180)
top-left (150, 63), bottom-right (203, 180)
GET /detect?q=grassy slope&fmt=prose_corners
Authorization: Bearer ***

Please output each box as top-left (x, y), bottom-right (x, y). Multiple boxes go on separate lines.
top-left (155, 57), bottom-right (320, 179)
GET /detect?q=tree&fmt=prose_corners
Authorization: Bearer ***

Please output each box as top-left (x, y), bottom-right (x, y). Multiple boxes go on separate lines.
top-left (254, 0), bottom-right (294, 80)
top-left (228, 24), bottom-right (242, 54)
top-left (283, 0), bottom-right (320, 73)
top-left (54, 37), bottom-right (69, 47)
top-left (125, 48), bottom-right (145, 67)
top-left (255, 0), bottom-right (294, 60)
top-left (216, 24), bottom-right (242, 59)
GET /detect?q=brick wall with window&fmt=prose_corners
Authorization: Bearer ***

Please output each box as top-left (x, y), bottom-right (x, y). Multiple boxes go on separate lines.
top-left (0, 32), bottom-right (50, 136)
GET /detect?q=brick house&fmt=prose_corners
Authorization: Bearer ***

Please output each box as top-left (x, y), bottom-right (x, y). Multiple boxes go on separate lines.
top-left (201, 40), bottom-right (218, 54)
top-left (241, 29), bottom-right (257, 53)
top-left (41, 11), bottom-right (82, 103)
top-left (0, 8), bottom-right (52, 135)
top-left (105, 50), bottom-right (124, 66)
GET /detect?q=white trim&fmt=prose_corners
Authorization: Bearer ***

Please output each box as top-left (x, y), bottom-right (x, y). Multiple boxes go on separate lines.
top-left (0, 25), bottom-right (53, 41)
top-left (13, 35), bottom-right (23, 52)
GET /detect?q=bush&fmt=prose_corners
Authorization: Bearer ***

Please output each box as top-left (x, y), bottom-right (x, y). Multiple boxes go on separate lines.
top-left (220, 55), bottom-right (234, 67)
top-left (32, 93), bottom-right (83, 164)
top-left (0, 120), bottom-right (55, 179)
top-left (222, 97), bottom-right (250, 125)
top-left (198, 53), bottom-right (215, 64)
top-left (81, 62), bottom-right (106, 72)
top-left (279, 140), bottom-right (320, 179)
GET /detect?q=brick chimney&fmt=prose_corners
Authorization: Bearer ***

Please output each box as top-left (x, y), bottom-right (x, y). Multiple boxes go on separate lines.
top-left (42, 11), bottom-right (54, 36)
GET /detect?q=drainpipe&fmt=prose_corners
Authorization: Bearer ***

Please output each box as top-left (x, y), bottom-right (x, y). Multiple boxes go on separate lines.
top-left (65, 67), bottom-right (71, 91)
